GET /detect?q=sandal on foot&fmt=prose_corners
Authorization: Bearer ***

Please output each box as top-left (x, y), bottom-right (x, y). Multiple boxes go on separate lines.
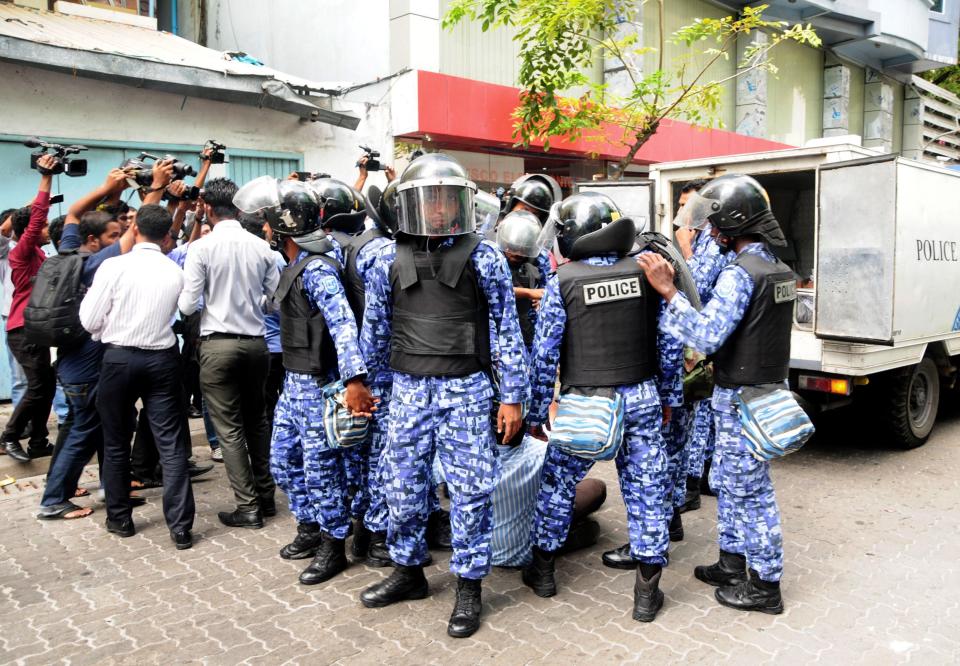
top-left (74, 487), bottom-right (90, 498)
top-left (37, 501), bottom-right (94, 520)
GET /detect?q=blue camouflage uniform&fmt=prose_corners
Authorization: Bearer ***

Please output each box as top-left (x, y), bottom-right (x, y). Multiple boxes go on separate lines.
top-left (339, 233), bottom-right (394, 534)
top-left (665, 226), bottom-right (733, 509)
top-left (684, 226), bottom-right (734, 483)
top-left (270, 240), bottom-right (368, 539)
top-left (660, 242), bottom-right (785, 582)
top-left (528, 254), bottom-right (682, 564)
top-left (361, 238), bottom-right (529, 579)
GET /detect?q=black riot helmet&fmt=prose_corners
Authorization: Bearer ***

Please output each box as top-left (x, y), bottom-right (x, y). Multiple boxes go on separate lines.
top-left (676, 174), bottom-right (785, 247)
top-left (504, 174), bottom-right (561, 224)
top-left (234, 176), bottom-right (320, 239)
top-left (306, 177), bottom-right (367, 234)
top-left (537, 191), bottom-right (635, 262)
top-left (395, 153), bottom-right (477, 236)
top-left (365, 180), bottom-right (400, 237)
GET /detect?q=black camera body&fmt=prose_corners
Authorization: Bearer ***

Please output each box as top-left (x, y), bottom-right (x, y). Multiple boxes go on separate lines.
top-left (203, 139), bottom-right (227, 165)
top-left (295, 171), bottom-right (331, 182)
top-left (25, 137), bottom-right (88, 177)
top-left (357, 145), bottom-right (382, 172)
top-left (121, 152), bottom-right (197, 189)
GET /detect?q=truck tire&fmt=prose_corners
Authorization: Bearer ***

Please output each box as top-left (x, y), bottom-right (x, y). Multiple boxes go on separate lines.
top-left (878, 358), bottom-right (940, 449)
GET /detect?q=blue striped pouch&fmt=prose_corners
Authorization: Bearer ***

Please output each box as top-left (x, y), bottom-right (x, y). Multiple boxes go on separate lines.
top-left (321, 380), bottom-right (370, 448)
top-left (736, 386), bottom-right (815, 461)
top-left (549, 389), bottom-right (625, 462)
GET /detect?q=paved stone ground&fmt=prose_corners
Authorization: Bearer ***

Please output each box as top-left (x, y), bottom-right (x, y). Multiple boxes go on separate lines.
top-left (1, 398), bottom-right (959, 665)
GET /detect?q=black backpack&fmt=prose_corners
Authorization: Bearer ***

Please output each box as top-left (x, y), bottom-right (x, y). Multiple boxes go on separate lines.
top-left (23, 249), bottom-right (88, 348)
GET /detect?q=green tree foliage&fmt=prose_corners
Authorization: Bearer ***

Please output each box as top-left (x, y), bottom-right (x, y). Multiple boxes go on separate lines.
top-left (443, 1), bottom-right (820, 176)
top-left (921, 34), bottom-right (960, 98)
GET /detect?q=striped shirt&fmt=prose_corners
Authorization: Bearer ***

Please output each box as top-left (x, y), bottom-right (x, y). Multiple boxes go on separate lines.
top-left (79, 242), bottom-right (184, 350)
top-left (434, 434), bottom-right (548, 567)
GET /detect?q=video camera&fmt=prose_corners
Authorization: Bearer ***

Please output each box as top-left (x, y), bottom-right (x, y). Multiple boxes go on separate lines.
top-left (295, 171), bottom-right (331, 182)
top-left (162, 185), bottom-right (202, 202)
top-left (357, 145), bottom-right (382, 172)
top-left (24, 137), bottom-right (88, 177)
top-left (201, 139), bottom-right (227, 165)
top-left (120, 152), bottom-right (197, 189)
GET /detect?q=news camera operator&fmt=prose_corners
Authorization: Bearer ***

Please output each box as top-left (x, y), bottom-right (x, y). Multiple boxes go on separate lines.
top-left (1, 155), bottom-right (62, 462)
top-left (352, 146), bottom-right (396, 193)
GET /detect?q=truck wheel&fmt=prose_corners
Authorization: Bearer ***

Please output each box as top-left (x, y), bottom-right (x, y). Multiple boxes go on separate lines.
top-left (879, 358), bottom-right (940, 449)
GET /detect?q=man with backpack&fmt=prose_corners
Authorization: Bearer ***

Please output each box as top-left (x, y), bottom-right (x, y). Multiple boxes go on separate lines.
top-left (34, 164), bottom-right (172, 520)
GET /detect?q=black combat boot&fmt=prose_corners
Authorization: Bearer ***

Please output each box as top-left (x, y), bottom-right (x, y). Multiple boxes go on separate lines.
top-left (280, 522), bottom-right (322, 560)
top-left (365, 531), bottom-right (392, 567)
top-left (351, 520), bottom-right (372, 559)
top-left (694, 550), bottom-right (748, 587)
top-left (426, 509), bottom-right (453, 550)
top-left (632, 564), bottom-right (664, 623)
top-left (360, 565), bottom-right (429, 608)
top-left (680, 476), bottom-right (701, 513)
top-left (601, 543), bottom-right (635, 570)
top-left (669, 512), bottom-right (684, 542)
top-left (447, 577), bottom-right (482, 638)
top-left (715, 569), bottom-right (783, 614)
top-left (298, 535), bottom-right (348, 585)
top-left (521, 546), bottom-right (556, 598)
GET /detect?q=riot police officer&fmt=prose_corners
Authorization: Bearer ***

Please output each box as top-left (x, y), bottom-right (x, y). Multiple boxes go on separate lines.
top-left (233, 177), bottom-right (375, 586)
top-left (358, 153), bottom-right (529, 638)
top-left (521, 192), bottom-right (682, 623)
top-left (639, 174), bottom-right (793, 614)
top-left (501, 174), bottom-right (561, 225)
top-left (303, 178), bottom-right (395, 564)
top-left (495, 209), bottom-right (545, 351)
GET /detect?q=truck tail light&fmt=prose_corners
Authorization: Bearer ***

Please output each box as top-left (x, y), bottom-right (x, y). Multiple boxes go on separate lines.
top-left (798, 375), bottom-right (852, 395)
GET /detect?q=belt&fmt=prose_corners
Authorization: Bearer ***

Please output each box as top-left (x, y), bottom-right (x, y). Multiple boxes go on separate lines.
top-left (200, 333), bottom-right (263, 342)
top-left (104, 343), bottom-right (178, 353)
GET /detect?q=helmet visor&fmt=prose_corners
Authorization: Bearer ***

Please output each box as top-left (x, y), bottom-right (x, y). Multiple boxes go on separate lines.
top-left (233, 176), bottom-right (281, 215)
top-left (535, 202), bottom-right (565, 258)
top-left (396, 181), bottom-right (476, 236)
top-left (475, 190), bottom-right (501, 236)
top-left (673, 191), bottom-right (717, 231)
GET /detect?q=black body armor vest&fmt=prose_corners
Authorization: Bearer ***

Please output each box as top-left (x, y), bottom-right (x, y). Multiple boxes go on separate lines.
top-left (389, 234), bottom-right (491, 377)
top-left (273, 254), bottom-right (341, 375)
top-left (557, 257), bottom-right (659, 388)
top-left (330, 229), bottom-right (385, 325)
top-left (510, 260), bottom-right (541, 348)
top-left (713, 252), bottom-right (795, 387)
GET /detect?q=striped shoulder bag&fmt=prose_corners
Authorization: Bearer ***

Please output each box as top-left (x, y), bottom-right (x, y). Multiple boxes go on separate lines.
top-left (548, 388), bottom-right (625, 462)
top-left (736, 385), bottom-right (815, 461)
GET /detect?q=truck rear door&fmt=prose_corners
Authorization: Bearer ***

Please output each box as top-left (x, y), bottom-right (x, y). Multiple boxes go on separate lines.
top-left (814, 154), bottom-right (897, 345)
top-left (574, 180), bottom-right (656, 233)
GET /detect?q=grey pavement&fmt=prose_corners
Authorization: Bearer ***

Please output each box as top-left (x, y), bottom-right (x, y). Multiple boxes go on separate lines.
top-left (1, 399), bottom-right (959, 665)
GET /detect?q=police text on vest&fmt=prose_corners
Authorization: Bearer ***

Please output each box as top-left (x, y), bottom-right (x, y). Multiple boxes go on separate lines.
top-left (583, 277), bottom-right (642, 305)
top-left (773, 280), bottom-right (797, 304)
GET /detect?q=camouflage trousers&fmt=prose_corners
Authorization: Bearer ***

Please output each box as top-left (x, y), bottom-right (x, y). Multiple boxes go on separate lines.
top-left (663, 403), bottom-right (694, 514)
top-left (384, 382), bottom-right (499, 579)
top-left (686, 399), bottom-right (715, 479)
top-left (711, 403), bottom-right (784, 582)
top-left (531, 381), bottom-right (670, 565)
top-left (343, 394), bottom-right (395, 534)
top-left (270, 391), bottom-right (351, 539)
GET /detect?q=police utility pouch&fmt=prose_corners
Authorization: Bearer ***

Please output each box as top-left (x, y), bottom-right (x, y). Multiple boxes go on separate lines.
top-left (736, 385), bottom-right (814, 461)
top-left (549, 388), bottom-right (625, 461)
top-left (321, 380), bottom-right (370, 448)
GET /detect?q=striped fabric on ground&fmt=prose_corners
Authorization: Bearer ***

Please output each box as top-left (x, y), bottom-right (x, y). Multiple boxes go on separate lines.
top-left (549, 391), bottom-right (625, 461)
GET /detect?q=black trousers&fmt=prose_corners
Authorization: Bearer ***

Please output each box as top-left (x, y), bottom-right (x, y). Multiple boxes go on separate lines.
top-left (180, 312), bottom-right (203, 411)
top-left (97, 345), bottom-right (194, 532)
top-left (2, 327), bottom-right (56, 447)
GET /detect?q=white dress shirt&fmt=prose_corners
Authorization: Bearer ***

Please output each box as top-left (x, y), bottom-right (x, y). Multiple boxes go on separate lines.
top-left (79, 242), bottom-right (184, 350)
top-left (177, 219), bottom-right (280, 337)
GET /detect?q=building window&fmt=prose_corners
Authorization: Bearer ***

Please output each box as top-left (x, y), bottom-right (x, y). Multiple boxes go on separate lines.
top-left (931, 0), bottom-right (944, 13)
